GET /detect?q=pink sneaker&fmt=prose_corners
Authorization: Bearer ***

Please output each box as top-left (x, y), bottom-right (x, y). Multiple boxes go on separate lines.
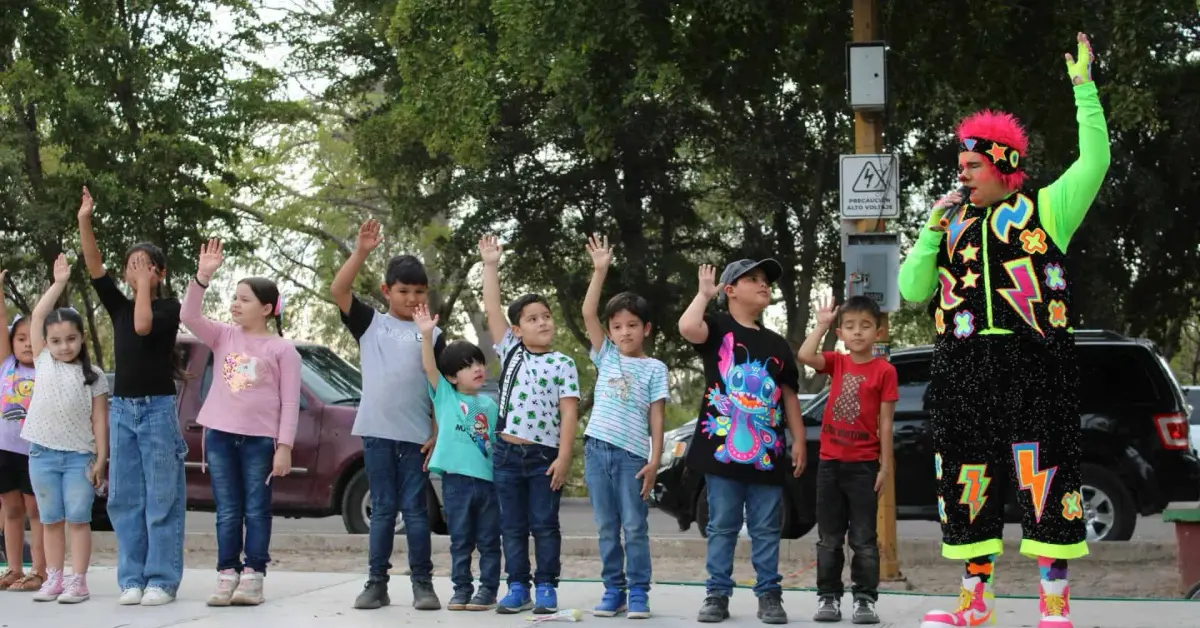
top-left (57, 574), bottom-right (90, 604)
top-left (920, 576), bottom-right (995, 627)
top-left (1038, 579), bottom-right (1072, 628)
top-left (32, 569), bottom-right (64, 602)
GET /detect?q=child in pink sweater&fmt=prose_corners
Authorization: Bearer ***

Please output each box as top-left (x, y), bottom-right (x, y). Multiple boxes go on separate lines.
top-left (181, 239), bottom-right (301, 607)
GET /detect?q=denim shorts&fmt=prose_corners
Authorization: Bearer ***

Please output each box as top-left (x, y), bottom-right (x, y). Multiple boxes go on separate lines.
top-left (28, 443), bottom-right (96, 525)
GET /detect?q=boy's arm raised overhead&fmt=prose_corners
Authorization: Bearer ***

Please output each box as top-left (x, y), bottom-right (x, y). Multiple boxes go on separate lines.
top-left (413, 304), bottom-right (441, 390)
top-left (678, 264), bottom-right (721, 345)
top-left (797, 295), bottom-right (838, 373)
top-left (581, 235), bottom-right (612, 353)
top-left (77, 186), bottom-right (107, 280)
top-left (479, 235), bottom-right (510, 346)
top-left (330, 220), bottom-right (382, 316)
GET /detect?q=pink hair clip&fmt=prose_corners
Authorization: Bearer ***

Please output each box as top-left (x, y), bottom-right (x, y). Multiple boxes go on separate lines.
top-left (275, 294), bottom-right (285, 317)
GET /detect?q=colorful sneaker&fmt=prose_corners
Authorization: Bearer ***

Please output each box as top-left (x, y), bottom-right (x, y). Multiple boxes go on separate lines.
top-left (119, 587), bottom-right (144, 605)
top-left (57, 574), bottom-right (90, 604)
top-left (920, 576), bottom-right (994, 627)
top-left (533, 583), bottom-right (558, 615)
top-left (31, 569), bottom-right (63, 602)
top-left (231, 569), bottom-right (265, 606)
top-left (593, 587), bottom-right (626, 617)
top-left (496, 583), bottom-right (533, 614)
top-left (1038, 579), bottom-right (1073, 628)
top-left (627, 587), bottom-right (650, 619)
top-left (206, 569), bottom-right (239, 606)
top-left (140, 586), bottom-right (176, 606)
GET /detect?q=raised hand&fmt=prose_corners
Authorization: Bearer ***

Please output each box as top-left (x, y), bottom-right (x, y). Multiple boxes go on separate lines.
top-left (1065, 32), bottom-right (1095, 86)
top-left (0, 269), bottom-right (8, 287)
top-left (355, 219), bottom-right (383, 254)
top-left (478, 234), bottom-right (503, 266)
top-left (697, 264), bottom-right (723, 300)
top-left (412, 303), bottom-right (438, 336)
top-left (814, 295), bottom-right (839, 327)
top-left (586, 234), bottom-right (613, 270)
top-left (197, 239), bottom-right (224, 280)
top-left (79, 186), bottom-right (95, 220)
top-left (52, 253), bottom-right (70, 285)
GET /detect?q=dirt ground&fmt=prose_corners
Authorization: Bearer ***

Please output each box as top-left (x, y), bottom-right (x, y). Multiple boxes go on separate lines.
top-left (89, 549), bottom-right (1184, 600)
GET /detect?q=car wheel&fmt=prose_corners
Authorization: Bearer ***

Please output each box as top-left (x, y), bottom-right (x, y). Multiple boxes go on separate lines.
top-left (1186, 581), bottom-right (1200, 600)
top-left (427, 481), bottom-right (448, 535)
top-left (341, 468), bottom-right (370, 534)
top-left (1080, 463), bottom-right (1136, 542)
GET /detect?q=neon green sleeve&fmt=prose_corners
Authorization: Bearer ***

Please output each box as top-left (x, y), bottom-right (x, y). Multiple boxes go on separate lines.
top-left (1038, 81), bottom-right (1111, 252)
top-left (898, 213), bottom-right (944, 303)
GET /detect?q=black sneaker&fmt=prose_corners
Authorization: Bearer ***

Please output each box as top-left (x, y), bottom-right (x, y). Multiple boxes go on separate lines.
top-left (466, 587), bottom-right (498, 611)
top-left (697, 595), bottom-right (730, 623)
top-left (814, 596), bottom-right (842, 622)
top-left (757, 591), bottom-right (788, 625)
top-left (353, 580), bottom-right (390, 610)
top-left (448, 588), bottom-right (472, 611)
top-left (412, 580), bottom-right (442, 610)
top-left (850, 599), bottom-right (880, 624)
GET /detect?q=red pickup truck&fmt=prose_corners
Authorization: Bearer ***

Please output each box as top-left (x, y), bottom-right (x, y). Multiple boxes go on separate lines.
top-left (94, 333), bottom-right (450, 535)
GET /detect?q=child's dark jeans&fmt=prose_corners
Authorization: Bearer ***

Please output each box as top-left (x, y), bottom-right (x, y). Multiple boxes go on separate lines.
top-left (815, 459), bottom-right (880, 602)
top-left (493, 439), bottom-right (562, 588)
top-left (442, 472), bottom-right (501, 594)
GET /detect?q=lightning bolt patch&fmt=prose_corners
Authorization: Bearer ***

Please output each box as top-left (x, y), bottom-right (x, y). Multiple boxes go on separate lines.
top-left (938, 267), bottom-right (964, 310)
top-left (997, 257), bottom-right (1044, 335)
top-left (1013, 442), bottom-right (1058, 523)
top-left (957, 464), bottom-right (991, 524)
top-left (990, 193), bottom-right (1035, 243)
top-left (945, 207), bottom-right (978, 258)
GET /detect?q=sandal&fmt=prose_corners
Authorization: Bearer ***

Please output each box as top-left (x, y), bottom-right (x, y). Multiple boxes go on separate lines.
top-left (0, 569), bottom-right (17, 590)
top-left (9, 572), bottom-right (44, 592)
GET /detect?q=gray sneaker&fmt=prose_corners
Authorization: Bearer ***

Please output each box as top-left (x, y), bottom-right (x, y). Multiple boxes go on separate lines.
top-left (412, 580), bottom-right (442, 610)
top-left (466, 587), bottom-right (497, 611)
top-left (353, 580), bottom-right (390, 610)
top-left (697, 595), bottom-right (730, 623)
top-left (814, 596), bottom-right (842, 622)
top-left (448, 588), bottom-right (472, 611)
top-left (757, 591), bottom-right (788, 625)
top-left (851, 599), bottom-right (880, 624)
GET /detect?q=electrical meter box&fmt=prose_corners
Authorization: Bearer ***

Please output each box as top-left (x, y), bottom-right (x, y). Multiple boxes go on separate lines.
top-left (847, 42), bottom-right (887, 111)
top-left (844, 232), bottom-right (900, 312)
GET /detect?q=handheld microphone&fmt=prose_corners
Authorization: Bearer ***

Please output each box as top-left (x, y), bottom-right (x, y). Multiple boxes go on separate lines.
top-left (935, 186), bottom-right (972, 230)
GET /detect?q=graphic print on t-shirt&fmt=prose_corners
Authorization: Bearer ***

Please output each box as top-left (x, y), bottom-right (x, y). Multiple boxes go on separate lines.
top-left (830, 373), bottom-right (866, 425)
top-left (222, 352), bottom-right (260, 392)
top-left (459, 400), bottom-right (492, 458)
top-left (1, 368), bottom-right (33, 423)
top-left (604, 373), bottom-right (634, 402)
top-left (701, 332), bottom-right (783, 471)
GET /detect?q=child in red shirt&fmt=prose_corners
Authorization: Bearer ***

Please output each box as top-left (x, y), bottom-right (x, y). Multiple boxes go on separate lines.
top-left (798, 295), bottom-right (898, 625)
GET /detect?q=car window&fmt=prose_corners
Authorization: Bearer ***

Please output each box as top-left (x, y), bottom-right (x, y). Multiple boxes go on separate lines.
top-left (1076, 344), bottom-right (1164, 407)
top-left (1185, 388), bottom-right (1200, 424)
top-left (894, 358), bottom-right (931, 414)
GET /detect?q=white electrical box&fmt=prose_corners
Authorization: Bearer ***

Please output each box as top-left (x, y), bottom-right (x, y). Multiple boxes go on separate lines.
top-left (844, 232), bottom-right (900, 312)
top-left (847, 42), bottom-right (887, 111)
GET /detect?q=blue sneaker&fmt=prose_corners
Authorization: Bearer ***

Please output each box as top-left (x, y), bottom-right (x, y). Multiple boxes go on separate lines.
top-left (533, 583), bottom-right (558, 614)
top-left (628, 587), bottom-right (650, 619)
top-left (496, 583), bottom-right (532, 614)
top-left (593, 588), bottom-right (626, 617)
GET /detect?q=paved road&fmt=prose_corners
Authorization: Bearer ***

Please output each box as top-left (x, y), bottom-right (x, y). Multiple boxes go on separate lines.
top-left (184, 498), bottom-right (1176, 541)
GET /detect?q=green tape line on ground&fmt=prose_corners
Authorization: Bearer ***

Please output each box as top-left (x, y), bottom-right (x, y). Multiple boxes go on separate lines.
top-left (557, 579), bottom-right (1199, 602)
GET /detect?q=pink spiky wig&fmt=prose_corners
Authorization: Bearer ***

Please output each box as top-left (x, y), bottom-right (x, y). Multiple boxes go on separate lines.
top-left (956, 110), bottom-right (1029, 190)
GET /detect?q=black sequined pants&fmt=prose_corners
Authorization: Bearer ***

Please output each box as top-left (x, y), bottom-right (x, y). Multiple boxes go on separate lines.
top-left (925, 333), bottom-right (1088, 561)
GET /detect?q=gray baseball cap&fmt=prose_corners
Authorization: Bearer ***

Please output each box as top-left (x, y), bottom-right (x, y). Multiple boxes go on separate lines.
top-left (717, 258), bottom-right (783, 304)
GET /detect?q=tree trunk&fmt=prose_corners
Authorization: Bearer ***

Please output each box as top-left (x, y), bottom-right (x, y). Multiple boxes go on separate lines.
top-left (80, 283), bottom-right (105, 371)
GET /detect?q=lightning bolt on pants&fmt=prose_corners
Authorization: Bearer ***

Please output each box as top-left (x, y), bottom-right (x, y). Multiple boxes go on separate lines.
top-left (926, 335), bottom-right (1089, 561)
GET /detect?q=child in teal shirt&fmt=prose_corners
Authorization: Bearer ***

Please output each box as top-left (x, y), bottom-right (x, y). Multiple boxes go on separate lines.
top-left (414, 304), bottom-right (500, 611)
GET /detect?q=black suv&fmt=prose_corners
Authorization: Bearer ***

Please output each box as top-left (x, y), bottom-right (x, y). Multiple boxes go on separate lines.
top-left (650, 330), bottom-right (1199, 542)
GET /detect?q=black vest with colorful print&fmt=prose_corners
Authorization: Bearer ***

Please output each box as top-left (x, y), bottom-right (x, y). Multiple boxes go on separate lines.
top-left (932, 190), bottom-right (1073, 345)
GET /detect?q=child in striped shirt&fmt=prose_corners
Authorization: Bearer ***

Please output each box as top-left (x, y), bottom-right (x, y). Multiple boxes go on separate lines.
top-left (579, 235), bottom-right (669, 619)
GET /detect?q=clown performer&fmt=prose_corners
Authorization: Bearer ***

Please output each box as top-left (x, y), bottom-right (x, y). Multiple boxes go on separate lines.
top-left (897, 33), bottom-right (1110, 628)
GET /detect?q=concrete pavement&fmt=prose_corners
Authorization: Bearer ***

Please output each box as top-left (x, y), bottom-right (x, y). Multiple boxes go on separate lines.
top-left (2, 568), bottom-right (1193, 627)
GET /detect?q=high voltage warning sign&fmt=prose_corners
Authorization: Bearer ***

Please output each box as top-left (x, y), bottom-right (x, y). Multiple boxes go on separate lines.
top-left (840, 154), bottom-right (900, 219)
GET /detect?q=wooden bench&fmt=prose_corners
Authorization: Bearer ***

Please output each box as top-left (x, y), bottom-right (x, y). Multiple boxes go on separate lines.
top-left (1163, 506), bottom-right (1200, 598)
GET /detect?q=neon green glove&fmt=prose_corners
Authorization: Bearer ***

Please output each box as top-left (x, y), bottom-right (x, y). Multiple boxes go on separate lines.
top-left (1065, 33), bottom-right (1094, 85)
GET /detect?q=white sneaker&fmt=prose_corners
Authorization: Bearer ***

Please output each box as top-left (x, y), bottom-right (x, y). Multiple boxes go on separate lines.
top-left (230, 568), bottom-right (265, 606)
top-left (119, 587), bottom-right (144, 605)
top-left (140, 586), bottom-right (176, 606)
top-left (207, 570), bottom-right (240, 607)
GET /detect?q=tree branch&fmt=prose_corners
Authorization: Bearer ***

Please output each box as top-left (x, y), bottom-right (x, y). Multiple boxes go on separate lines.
top-left (226, 200), bottom-right (354, 257)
